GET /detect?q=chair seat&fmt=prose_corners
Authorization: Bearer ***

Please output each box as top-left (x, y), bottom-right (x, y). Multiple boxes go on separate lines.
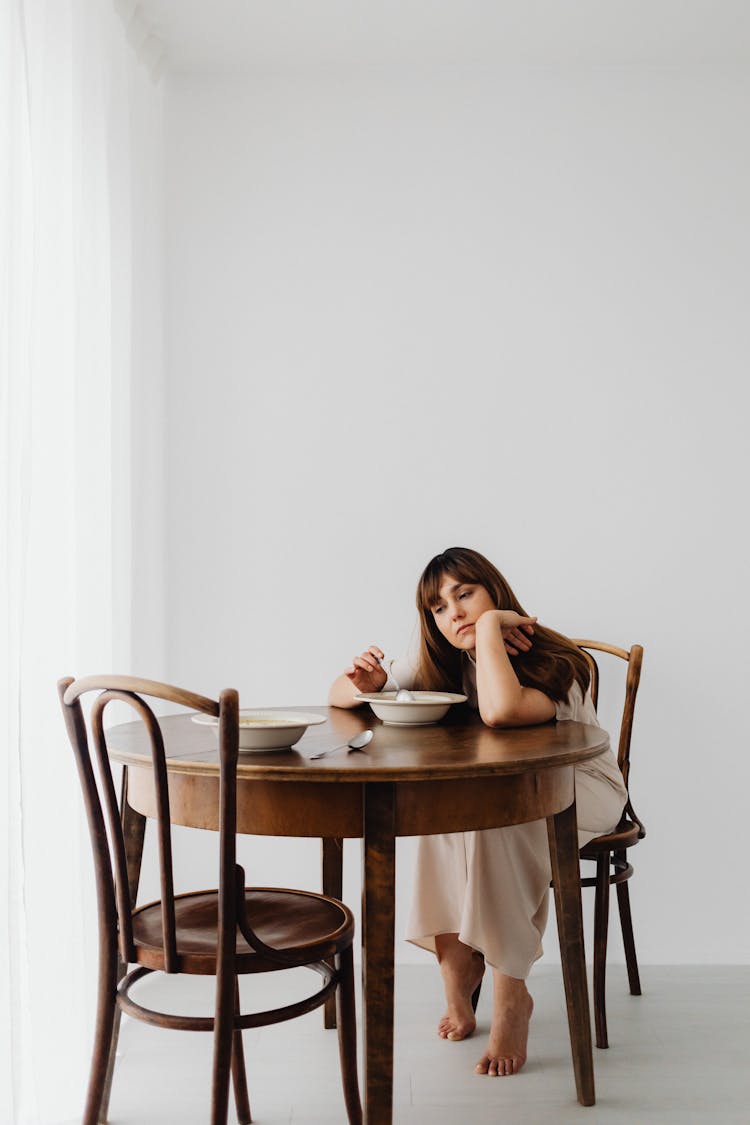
top-left (580, 818), bottom-right (642, 857)
top-left (132, 887), bottom-right (355, 974)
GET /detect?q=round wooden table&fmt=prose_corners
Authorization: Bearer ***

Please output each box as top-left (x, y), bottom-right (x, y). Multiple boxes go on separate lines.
top-left (110, 704), bottom-right (608, 1124)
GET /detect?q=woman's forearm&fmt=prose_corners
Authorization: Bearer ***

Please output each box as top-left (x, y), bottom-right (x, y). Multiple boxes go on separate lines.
top-left (328, 674), bottom-right (365, 709)
top-left (474, 616), bottom-right (525, 724)
top-left (474, 613), bottom-right (555, 727)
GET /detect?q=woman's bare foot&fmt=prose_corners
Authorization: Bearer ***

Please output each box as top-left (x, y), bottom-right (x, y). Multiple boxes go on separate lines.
top-left (475, 972), bottom-right (533, 1076)
top-left (435, 933), bottom-right (485, 1041)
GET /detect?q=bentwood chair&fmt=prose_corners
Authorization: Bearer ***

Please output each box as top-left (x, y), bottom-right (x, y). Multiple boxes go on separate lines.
top-left (58, 676), bottom-right (362, 1125)
top-left (571, 640), bottom-right (645, 1050)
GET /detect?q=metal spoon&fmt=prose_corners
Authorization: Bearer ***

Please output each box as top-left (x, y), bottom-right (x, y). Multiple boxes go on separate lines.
top-left (387, 659), bottom-right (415, 703)
top-left (309, 729), bottom-right (374, 760)
top-left (376, 656), bottom-right (416, 702)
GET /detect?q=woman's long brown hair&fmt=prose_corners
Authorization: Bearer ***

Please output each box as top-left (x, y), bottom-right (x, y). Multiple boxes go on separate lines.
top-left (414, 547), bottom-right (590, 704)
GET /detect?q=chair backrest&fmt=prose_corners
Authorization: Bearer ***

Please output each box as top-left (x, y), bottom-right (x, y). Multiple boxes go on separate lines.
top-left (57, 675), bottom-right (239, 973)
top-left (570, 641), bottom-right (644, 792)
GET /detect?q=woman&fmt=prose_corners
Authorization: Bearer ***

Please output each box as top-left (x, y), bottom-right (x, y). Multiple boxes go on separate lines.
top-left (329, 547), bottom-right (627, 1078)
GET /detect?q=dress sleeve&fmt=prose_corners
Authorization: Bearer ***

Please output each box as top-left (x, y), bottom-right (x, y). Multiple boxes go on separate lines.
top-left (555, 681), bottom-right (600, 725)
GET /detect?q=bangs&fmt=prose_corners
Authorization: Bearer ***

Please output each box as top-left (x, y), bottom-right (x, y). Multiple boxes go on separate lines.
top-left (417, 552), bottom-right (485, 610)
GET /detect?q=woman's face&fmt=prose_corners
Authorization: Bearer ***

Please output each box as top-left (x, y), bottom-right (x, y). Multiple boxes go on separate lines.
top-left (429, 575), bottom-right (497, 653)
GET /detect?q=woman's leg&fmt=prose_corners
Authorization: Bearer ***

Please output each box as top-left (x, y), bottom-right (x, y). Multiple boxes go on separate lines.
top-left (475, 971), bottom-right (534, 1076)
top-left (434, 932), bottom-right (485, 1040)
top-left (407, 823), bottom-right (549, 1052)
top-left (469, 770), bottom-right (626, 1075)
top-left (406, 821), bottom-right (550, 973)
top-left (409, 769), bottom-right (625, 1072)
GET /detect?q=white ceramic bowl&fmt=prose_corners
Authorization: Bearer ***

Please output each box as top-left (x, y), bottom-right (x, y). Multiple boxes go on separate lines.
top-left (192, 709), bottom-right (326, 751)
top-left (355, 691), bottom-right (467, 726)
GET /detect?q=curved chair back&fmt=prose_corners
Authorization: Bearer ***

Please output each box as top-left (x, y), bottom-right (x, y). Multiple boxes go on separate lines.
top-left (571, 641), bottom-right (643, 791)
top-left (569, 642), bottom-right (646, 1050)
top-left (57, 675), bottom-right (238, 973)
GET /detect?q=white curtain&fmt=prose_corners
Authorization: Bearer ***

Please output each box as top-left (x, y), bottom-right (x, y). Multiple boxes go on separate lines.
top-left (0, 2), bottom-right (162, 1121)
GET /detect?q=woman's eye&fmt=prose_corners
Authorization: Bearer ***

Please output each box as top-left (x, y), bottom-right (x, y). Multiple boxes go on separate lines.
top-left (459, 589), bottom-right (472, 600)
top-left (433, 605), bottom-right (445, 615)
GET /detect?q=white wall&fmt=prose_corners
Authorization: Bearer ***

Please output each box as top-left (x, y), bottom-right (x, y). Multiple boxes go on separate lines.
top-left (128, 60), bottom-right (167, 678)
top-left (156, 62), bottom-right (750, 964)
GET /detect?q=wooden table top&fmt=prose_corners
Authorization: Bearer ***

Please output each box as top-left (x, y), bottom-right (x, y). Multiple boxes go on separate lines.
top-left (107, 704), bottom-right (610, 782)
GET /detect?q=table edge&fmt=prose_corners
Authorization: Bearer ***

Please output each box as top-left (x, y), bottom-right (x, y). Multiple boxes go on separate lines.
top-left (108, 722), bottom-right (611, 781)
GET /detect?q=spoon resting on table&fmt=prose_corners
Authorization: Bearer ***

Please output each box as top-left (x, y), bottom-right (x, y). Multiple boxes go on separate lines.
top-left (309, 729), bottom-right (374, 760)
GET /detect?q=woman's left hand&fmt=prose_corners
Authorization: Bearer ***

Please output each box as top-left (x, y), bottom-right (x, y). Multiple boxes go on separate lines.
top-left (476, 610), bottom-right (536, 656)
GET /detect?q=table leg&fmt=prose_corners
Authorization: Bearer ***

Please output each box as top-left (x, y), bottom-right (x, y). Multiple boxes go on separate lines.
top-left (547, 800), bottom-right (595, 1107)
top-left (322, 836), bottom-right (344, 1029)
top-left (98, 767), bottom-right (146, 1123)
top-left (362, 783), bottom-right (396, 1125)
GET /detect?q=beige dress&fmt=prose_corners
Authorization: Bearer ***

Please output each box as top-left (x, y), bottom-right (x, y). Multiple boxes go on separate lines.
top-left (389, 653), bottom-right (627, 979)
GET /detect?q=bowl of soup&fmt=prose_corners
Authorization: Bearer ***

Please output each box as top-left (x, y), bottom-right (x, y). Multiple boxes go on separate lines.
top-left (355, 691), bottom-right (467, 726)
top-left (192, 709), bottom-right (326, 751)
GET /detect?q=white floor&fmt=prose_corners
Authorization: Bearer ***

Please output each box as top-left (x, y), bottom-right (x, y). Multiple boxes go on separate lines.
top-left (105, 965), bottom-right (750, 1124)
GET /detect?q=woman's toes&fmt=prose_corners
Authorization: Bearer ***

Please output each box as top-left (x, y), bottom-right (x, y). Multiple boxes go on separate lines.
top-left (438, 1018), bottom-right (474, 1041)
top-left (438, 1007), bottom-right (476, 1041)
top-left (475, 1052), bottom-right (520, 1076)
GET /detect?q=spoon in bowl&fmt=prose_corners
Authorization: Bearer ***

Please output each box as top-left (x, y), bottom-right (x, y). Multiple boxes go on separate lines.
top-left (310, 729), bottom-right (374, 760)
top-left (386, 659), bottom-right (415, 703)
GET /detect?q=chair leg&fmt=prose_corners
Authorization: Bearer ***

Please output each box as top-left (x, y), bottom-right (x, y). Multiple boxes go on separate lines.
top-left (96, 772), bottom-right (147, 1123)
top-left (335, 945), bottom-right (363, 1125)
top-left (231, 978), bottom-right (252, 1124)
top-left (322, 837), bottom-right (344, 1029)
top-left (83, 937), bottom-right (118, 1125)
top-left (96, 961), bottom-right (128, 1124)
top-left (593, 852), bottom-right (611, 1050)
top-left (211, 961), bottom-right (236, 1125)
top-left (615, 852), bottom-right (642, 996)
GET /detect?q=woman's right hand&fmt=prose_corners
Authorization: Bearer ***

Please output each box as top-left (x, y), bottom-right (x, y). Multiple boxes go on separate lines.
top-left (344, 645), bottom-right (388, 693)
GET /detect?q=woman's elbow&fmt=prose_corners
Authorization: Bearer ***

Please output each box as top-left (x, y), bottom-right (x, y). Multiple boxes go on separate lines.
top-left (479, 707), bottom-right (517, 729)
top-left (329, 690), bottom-right (354, 709)
top-left (328, 680), bottom-right (362, 709)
